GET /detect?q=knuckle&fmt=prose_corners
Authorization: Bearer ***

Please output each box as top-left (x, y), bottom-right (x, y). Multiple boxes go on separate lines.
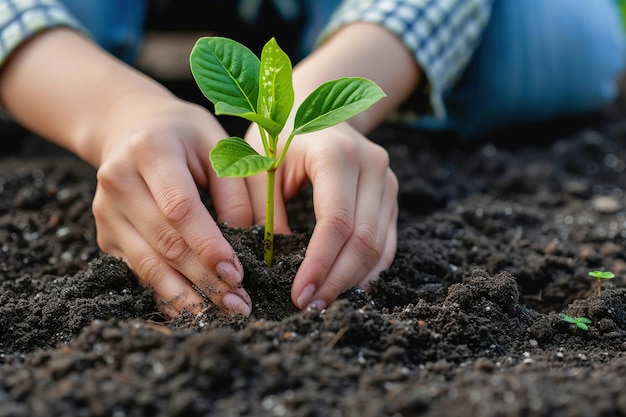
top-left (308, 134), bottom-right (357, 162)
top-left (159, 187), bottom-right (196, 225)
top-left (92, 197), bottom-right (113, 251)
top-left (132, 252), bottom-right (165, 287)
top-left (125, 129), bottom-right (176, 167)
top-left (192, 237), bottom-right (221, 265)
top-left (369, 143), bottom-right (391, 170)
top-left (387, 168), bottom-right (399, 192)
top-left (91, 194), bottom-right (106, 223)
top-left (126, 129), bottom-right (157, 157)
top-left (327, 209), bottom-right (355, 243)
top-left (350, 226), bottom-right (383, 267)
top-left (155, 226), bottom-right (189, 263)
top-left (96, 161), bottom-right (125, 190)
top-left (335, 135), bottom-right (360, 154)
top-left (95, 232), bottom-right (112, 253)
top-left (375, 144), bottom-right (391, 164)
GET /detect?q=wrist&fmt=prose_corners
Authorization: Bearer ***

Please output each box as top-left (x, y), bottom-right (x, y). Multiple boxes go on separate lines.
top-left (0, 28), bottom-right (177, 167)
top-left (78, 80), bottom-right (175, 167)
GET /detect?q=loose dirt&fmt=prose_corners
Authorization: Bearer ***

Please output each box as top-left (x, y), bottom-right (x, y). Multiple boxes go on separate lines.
top-left (1, 104), bottom-right (626, 416)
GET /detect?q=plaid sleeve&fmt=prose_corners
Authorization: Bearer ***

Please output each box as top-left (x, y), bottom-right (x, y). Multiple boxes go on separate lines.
top-left (0, 0), bottom-right (86, 68)
top-left (318, 0), bottom-right (494, 119)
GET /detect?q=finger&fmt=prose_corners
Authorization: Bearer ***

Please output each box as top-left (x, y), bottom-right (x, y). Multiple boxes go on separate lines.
top-left (293, 154), bottom-right (397, 309)
top-left (358, 214), bottom-right (397, 290)
top-left (178, 126), bottom-right (253, 228)
top-left (95, 162), bottom-right (252, 315)
top-left (94, 207), bottom-right (204, 317)
top-left (117, 175), bottom-right (245, 291)
top-left (108, 220), bottom-right (251, 317)
top-left (133, 143), bottom-right (247, 287)
top-left (290, 151), bottom-right (360, 308)
top-left (95, 185), bottom-right (251, 317)
top-left (128, 125), bottom-right (252, 238)
top-left (359, 173), bottom-right (398, 289)
top-left (208, 175), bottom-right (253, 228)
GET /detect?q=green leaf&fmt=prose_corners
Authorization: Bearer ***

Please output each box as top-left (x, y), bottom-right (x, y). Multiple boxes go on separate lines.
top-left (560, 313), bottom-right (575, 323)
top-left (293, 77), bottom-right (386, 135)
top-left (209, 137), bottom-right (274, 177)
top-left (257, 38), bottom-right (294, 137)
top-left (576, 322), bottom-right (589, 331)
top-left (577, 317), bottom-right (592, 324)
top-left (214, 102), bottom-right (281, 133)
top-left (588, 270), bottom-right (615, 279)
top-left (190, 37), bottom-right (260, 114)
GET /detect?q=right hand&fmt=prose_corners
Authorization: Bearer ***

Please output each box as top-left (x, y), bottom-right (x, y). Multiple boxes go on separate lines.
top-left (92, 96), bottom-right (254, 318)
top-left (0, 28), bottom-right (254, 318)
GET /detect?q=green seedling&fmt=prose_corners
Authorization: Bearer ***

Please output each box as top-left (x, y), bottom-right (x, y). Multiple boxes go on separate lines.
top-left (588, 270), bottom-right (615, 296)
top-left (190, 37), bottom-right (385, 266)
top-left (560, 313), bottom-right (591, 333)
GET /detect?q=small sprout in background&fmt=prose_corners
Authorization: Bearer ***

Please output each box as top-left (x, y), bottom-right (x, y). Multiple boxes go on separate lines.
top-left (560, 313), bottom-right (591, 333)
top-left (588, 270), bottom-right (615, 296)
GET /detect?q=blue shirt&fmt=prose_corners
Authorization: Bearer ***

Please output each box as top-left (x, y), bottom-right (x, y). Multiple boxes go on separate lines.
top-left (0, 0), bottom-right (624, 138)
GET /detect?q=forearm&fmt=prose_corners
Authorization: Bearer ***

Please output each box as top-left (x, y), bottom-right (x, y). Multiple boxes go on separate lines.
top-left (293, 22), bottom-right (421, 134)
top-left (0, 28), bottom-right (174, 167)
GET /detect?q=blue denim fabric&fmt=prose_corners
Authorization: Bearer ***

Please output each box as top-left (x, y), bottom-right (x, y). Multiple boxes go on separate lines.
top-left (416, 0), bottom-right (626, 139)
top-left (56, 0), bottom-right (626, 139)
top-left (60, 0), bottom-right (148, 63)
top-left (297, 0), bottom-right (341, 57)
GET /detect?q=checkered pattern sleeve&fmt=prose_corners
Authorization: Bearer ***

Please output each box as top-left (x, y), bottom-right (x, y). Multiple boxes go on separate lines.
top-left (318, 0), bottom-right (494, 119)
top-left (0, 0), bottom-right (85, 68)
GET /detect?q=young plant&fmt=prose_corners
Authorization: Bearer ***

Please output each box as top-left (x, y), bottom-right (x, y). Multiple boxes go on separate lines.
top-left (588, 270), bottom-right (615, 296)
top-left (190, 37), bottom-right (386, 266)
top-left (560, 313), bottom-right (591, 333)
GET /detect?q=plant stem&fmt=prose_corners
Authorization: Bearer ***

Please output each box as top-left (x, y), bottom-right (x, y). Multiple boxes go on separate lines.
top-left (264, 169), bottom-right (276, 267)
top-left (258, 127), bottom-right (270, 157)
top-left (275, 133), bottom-right (295, 168)
top-left (597, 279), bottom-right (601, 296)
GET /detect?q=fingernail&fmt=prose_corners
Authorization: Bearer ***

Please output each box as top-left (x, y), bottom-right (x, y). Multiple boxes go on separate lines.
top-left (216, 261), bottom-right (243, 286)
top-left (223, 292), bottom-right (252, 316)
top-left (231, 286), bottom-right (251, 306)
top-left (308, 299), bottom-right (327, 310)
top-left (296, 283), bottom-right (316, 309)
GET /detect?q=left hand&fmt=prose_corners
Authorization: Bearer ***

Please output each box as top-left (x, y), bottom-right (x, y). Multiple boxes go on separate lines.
top-left (245, 121), bottom-right (398, 310)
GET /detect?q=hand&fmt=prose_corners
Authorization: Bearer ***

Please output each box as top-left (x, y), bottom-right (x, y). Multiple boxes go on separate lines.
top-left (92, 97), bottom-right (254, 317)
top-left (0, 29), bottom-right (254, 318)
top-left (245, 122), bottom-right (398, 310)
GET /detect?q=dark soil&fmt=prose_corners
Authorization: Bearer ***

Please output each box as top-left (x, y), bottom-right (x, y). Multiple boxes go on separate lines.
top-left (1, 102), bottom-right (626, 417)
